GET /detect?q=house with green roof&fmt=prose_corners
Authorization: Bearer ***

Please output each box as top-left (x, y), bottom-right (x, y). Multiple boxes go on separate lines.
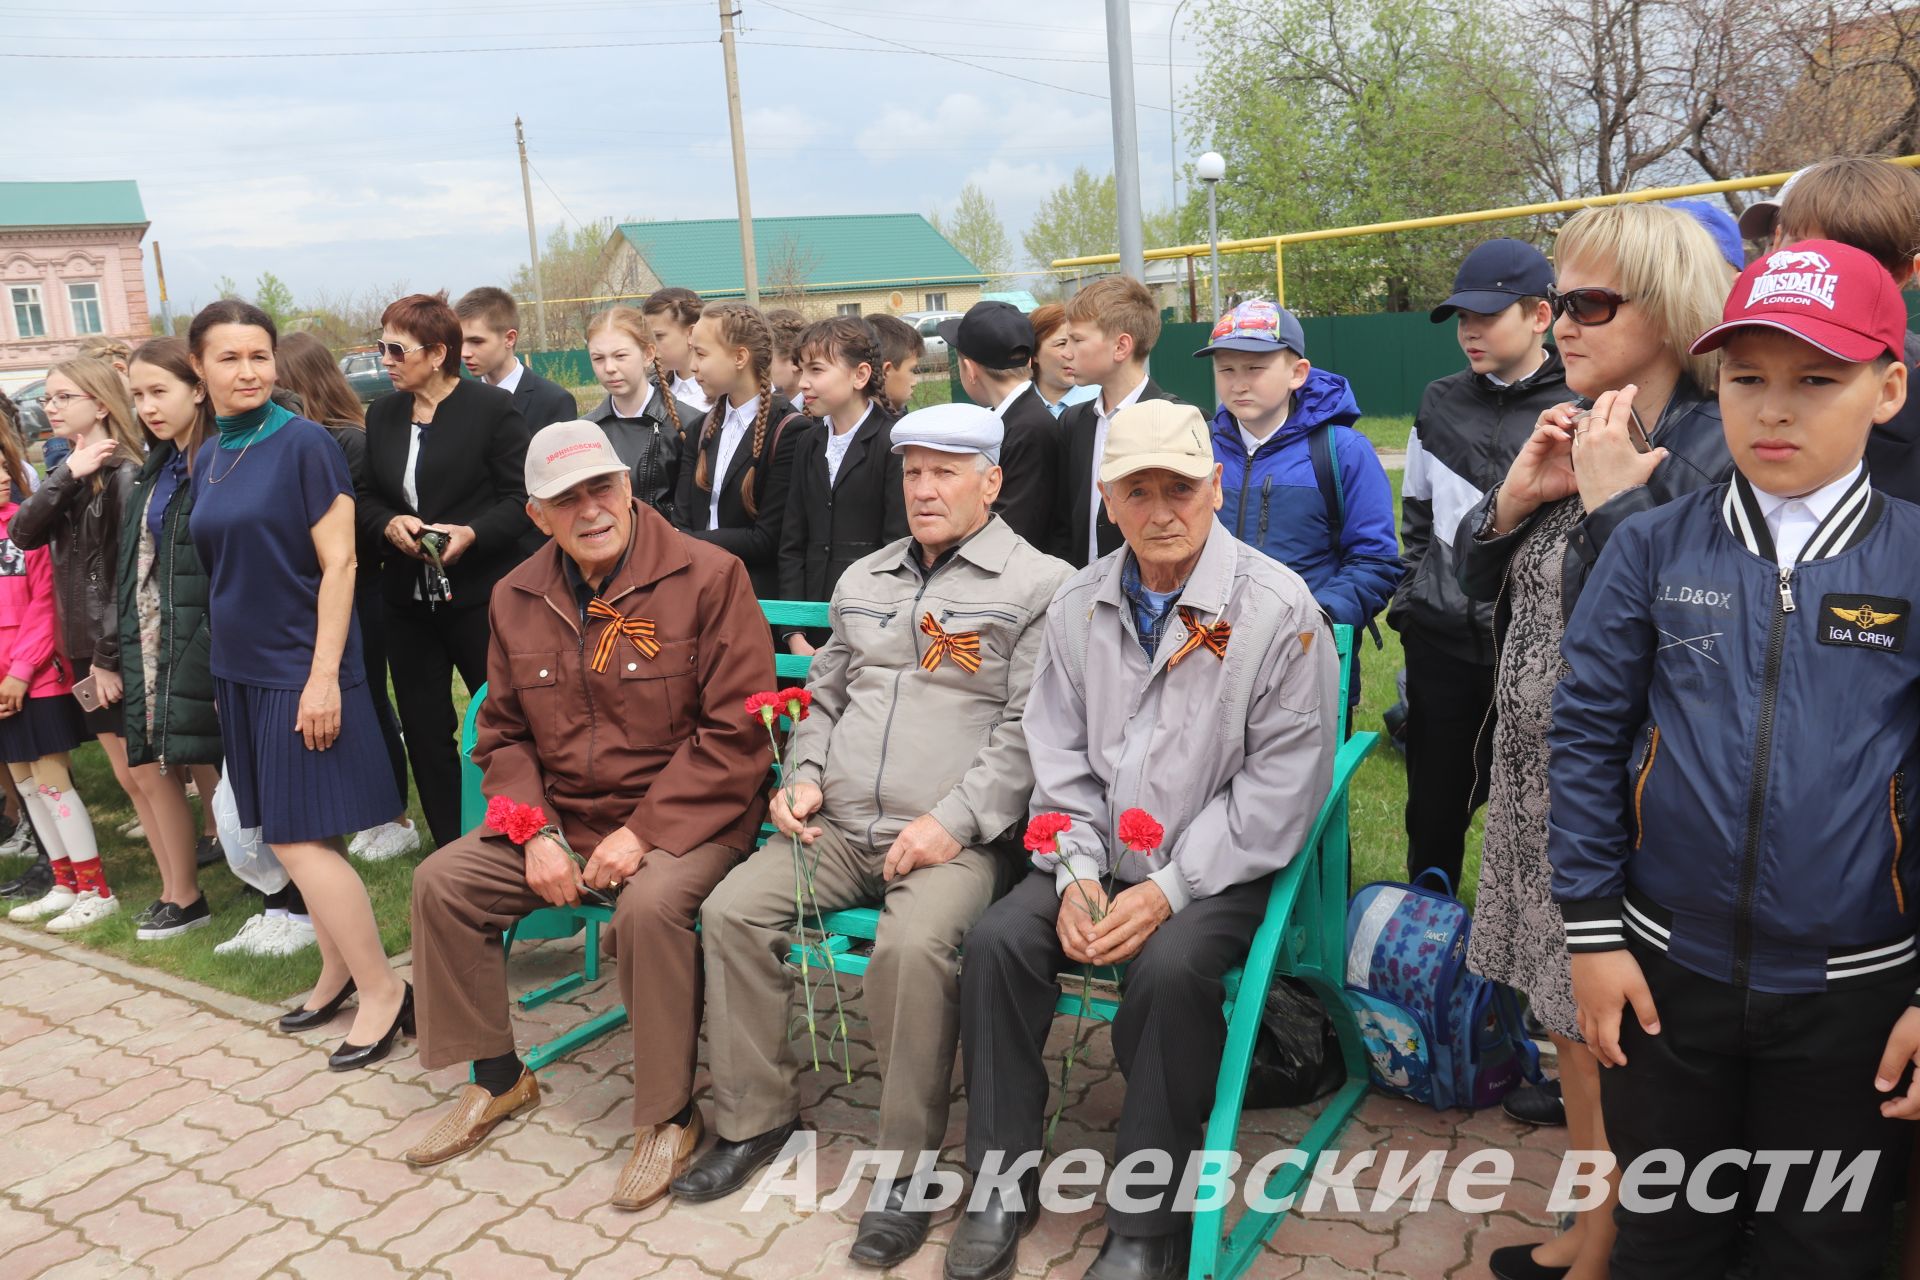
top-left (595, 213), bottom-right (988, 320)
top-left (0, 180), bottom-right (151, 379)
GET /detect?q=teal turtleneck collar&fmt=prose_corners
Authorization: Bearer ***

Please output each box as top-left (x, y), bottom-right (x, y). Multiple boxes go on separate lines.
top-left (215, 398), bottom-right (294, 449)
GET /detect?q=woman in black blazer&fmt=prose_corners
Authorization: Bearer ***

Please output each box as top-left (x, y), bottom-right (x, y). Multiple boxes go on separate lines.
top-left (670, 302), bottom-right (807, 598)
top-left (777, 318), bottom-right (905, 651)
top-left (359, 292), bottom-right (540, 848)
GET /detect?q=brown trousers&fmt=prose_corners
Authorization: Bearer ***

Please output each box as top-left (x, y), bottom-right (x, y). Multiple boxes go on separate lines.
top-left (700, 818), bottom-right (1007, 1169)
top-left (410, 828), bottom-right (738, 1126)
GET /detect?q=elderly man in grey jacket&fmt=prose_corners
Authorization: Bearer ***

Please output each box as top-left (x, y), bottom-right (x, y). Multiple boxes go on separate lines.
top-left (948, 400), bottom-right (1338, 1280)
top-left (677, 403), bottom-right (1074, 1269)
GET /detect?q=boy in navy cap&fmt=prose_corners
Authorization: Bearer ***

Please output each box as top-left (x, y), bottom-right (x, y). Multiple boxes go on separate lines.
top-left (943, 301), bottom-right (1060, 549)
top-left (1550, 241), bottom-right (1919, 1277)
top-left (1393, 237), bottom-right (1563, 898)
top-left (1195, 300), bottom-right (1401, 657)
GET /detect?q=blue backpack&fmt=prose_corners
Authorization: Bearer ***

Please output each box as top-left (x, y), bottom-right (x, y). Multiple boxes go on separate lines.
top-left (1342, 870), bottom-right (1540, 1110)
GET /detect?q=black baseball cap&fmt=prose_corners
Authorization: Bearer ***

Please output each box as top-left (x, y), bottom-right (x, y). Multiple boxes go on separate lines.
top-left (939, 301), bottom-right (1035, 371)
top-left (1430, 239), bottom-right (1555, 322)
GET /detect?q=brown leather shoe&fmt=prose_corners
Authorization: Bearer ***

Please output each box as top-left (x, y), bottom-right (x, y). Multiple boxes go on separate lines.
top-left (612, 1107), bottom-right (705, 1211)
top-left (402, 1069), bottom-right (540, 1168)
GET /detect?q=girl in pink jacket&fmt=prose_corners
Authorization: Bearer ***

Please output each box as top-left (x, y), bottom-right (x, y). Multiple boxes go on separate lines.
top-left (0, 426), bottom-right (109, 932)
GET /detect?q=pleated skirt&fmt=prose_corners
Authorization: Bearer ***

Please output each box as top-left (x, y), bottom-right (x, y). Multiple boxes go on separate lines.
top-left (215, 678), bottom-right (403, 845)
top-left (0, 695), bottom-right (90, 764)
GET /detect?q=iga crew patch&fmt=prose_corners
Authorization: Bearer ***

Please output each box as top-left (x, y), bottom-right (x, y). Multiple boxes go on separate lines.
top-left (1820, 594), bottom-right (1908, 652)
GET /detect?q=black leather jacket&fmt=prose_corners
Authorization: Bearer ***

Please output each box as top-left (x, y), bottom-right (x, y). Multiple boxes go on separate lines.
top-left (1456, 374), bottom-right (1731, 635)
top-left (12, 454), bottom-right (137, 673)
top-left (585, 388), bottom-right (702, 523)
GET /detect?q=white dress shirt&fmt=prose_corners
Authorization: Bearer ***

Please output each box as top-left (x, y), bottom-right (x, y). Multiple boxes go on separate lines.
top-left (673, 373), bottom-right (713, 415)
top-left (991, 380), bottom-right (1033, 417)
top-left (1752, 464), bottom-right (1863, 569)
top-left (1088, 376), bottom-right (1150, 559)
top-left (709, 394), bottom-right (760, 531)
top-left (403, 422), bottom-right (427, 512)
top-left (489, 359), bottom-right (525, 395)
top-left (823, 403), bottom-right (872, 487)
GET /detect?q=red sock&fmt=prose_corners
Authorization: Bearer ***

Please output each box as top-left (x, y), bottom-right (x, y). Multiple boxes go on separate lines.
top-left (51, 859), bottom-right (76, 891)
top-left (72, 860), bottom-right (108, 898)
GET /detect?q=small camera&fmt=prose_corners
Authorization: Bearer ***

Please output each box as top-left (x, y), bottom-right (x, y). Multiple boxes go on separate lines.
top-left (417, 530), bottom-right (454, 605)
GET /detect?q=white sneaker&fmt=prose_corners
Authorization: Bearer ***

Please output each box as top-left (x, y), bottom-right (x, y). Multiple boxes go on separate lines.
top-left (117, 818), bottom-right (143, 838)
top-left (213, 913), bottom-right (277, 956)
top-left (45, 890), bottom-right (120, 933)
top-left (347, 829), bottom-right (369, 857)
top-left (0, 823), bottom-right (36, 859)
top-left (270, 917), bottom-right (318, 955)
top-left (352, 821), bottom-right (421, 863)
top-left (9, 884), bottom-right (76, 923)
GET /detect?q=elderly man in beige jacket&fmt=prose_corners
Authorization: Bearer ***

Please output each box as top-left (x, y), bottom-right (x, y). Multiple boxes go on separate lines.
top-left (948, 400), bottom-right (1338, 1280)
top-left (676, 403), bottom-right (1073, 1269)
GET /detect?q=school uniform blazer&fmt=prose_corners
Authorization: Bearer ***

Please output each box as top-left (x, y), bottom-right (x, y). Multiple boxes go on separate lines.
top-left (1049, 376), bottom-right (1184, 569)
top-left (362, 378), bottom-right (542, 612)
top-left (993, 385), bottom-right (1061, 552)
top-left (778, 406), bottom-right (907, 605)
top-left (512, 366), bottom-right (580, 433)
top-left (671, 393), bottom-right (808, 598)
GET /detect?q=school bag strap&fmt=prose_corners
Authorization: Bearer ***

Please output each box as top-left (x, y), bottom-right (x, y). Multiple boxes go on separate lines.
top-left (1307, 424), bottom-right (1381, 646)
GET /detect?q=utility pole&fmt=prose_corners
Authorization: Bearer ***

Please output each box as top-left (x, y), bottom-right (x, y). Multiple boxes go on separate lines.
top-left (1105, 0), bottom-right (1146, 283)
top-left (516, 116), bottom-right (547, 351)
top-left (719, 1), bottom-right (759, 305)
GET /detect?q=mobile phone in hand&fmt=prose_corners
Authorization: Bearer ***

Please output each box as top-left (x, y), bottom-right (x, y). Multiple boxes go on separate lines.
top-left (72, 675), bottom-right (103, 713)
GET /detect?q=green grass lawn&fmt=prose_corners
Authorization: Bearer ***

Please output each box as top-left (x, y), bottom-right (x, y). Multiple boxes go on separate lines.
top-left (1357, 415), bottom-right (1413, 453)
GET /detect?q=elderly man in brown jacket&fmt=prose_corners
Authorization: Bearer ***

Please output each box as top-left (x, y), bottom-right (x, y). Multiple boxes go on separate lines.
top-left (403, 420), bottom-right (774, 1212)
top-left (673, 404), bottom-right (1073, 1270)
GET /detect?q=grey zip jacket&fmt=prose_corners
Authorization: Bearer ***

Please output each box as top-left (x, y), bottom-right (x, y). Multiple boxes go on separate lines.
top-left (785, 516), bottom-right (1074, 850)
top-left (1023, 518), bottom-right (1338, 913)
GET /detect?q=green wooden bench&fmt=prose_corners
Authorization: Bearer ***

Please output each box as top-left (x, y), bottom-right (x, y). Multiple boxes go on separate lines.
top-left (458, 601), bottom-right (1377, 1280)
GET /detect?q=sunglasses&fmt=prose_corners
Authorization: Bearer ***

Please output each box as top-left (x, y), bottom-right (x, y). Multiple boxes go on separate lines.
top-left (375, 340), bottom-right (429, 361)
top-left (1548, 286), bottom-right (1632, 326)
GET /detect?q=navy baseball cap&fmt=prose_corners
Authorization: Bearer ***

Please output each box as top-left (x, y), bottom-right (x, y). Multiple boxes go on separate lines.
top-left (938, 301), bottom-right (1034, 371)
top-left (1193, 300), bottom-right (1307, 358)
top-left (1431, 239), bottom-right (1555, 322)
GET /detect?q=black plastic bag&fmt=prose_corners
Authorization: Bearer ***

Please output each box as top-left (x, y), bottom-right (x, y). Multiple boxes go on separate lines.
top-left (1242, 976), bottom-right (1345, 1109)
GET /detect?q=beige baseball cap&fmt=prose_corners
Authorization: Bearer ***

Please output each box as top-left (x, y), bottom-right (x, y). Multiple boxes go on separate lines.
top-left (1098, 400), bottom-right (1217, 484)
top-left (525, 420), bottom-right (629, 501)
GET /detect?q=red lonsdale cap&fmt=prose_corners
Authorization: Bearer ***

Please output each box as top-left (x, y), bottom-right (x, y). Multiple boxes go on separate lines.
top-left (1691, 238), bottom-right (1908, 362)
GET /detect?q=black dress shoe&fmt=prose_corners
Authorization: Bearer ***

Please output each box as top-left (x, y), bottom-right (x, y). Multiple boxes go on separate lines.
top-left (849, 1177), bottom-right (932, 1268)
top-left (1502, 1079), bottom-right (1566, 1127)
top-left (279, 978), bottom-right (357, 1032)
top-left (196, 836), bottom-right (224, 868)
top-left (0, 852), bottom-right (52, 900)
top-left (1085, 1229), bottom-right (1189, 1280)
top-left (327, 983), bottom-right (413, 1071)
top-left (669, 1120), bottom-right (801, 1203)
top-left (1488, 1243), bottom-right (1570, 1280)
top-left (944, 1170), bottom-right (1040, 1280)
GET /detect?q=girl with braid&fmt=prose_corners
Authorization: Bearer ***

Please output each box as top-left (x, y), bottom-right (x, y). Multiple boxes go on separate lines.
top-left (642, 287), bottom-right (712, 415)
top-left (584, 306), bottom-right (703, 523)
top-left (777, 317), bottom-right (906, 653)
top-left (674, 302), bottom-right (806, 597)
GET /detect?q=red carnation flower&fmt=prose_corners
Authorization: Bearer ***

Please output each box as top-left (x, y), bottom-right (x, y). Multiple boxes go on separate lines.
top-left (504, 802), bottom-right (548, 846)
top-left (1023, 811), bottom-right (1073, 855)
top-left (778, 687), bottom-right (812, 721)
top-left (744, 691), bottom-right (781, 725)
top-left (1116, 808), bottom-right (1165, 854)
top-left (484, 794), bottom-right (516, 836)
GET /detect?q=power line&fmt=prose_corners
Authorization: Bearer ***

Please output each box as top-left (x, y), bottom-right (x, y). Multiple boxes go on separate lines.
top-left (525, 155), bottom-right (586, 232)
top-left (0, 37), bottom-right (713, 59)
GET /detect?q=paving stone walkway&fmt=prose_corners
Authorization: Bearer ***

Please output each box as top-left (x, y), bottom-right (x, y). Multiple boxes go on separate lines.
top-left (0, 924), bottom-right (1566, 1278)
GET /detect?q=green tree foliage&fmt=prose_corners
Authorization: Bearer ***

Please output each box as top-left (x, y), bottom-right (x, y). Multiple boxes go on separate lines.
top-left (932, 183), bottom-right (1013, 277)
top-left (1186, 0), bottom-right (1546, 314)
top-left (1022, 167), bottom-right (1182, 272)
top-left (510, 217), bottom-right (621, 350)
top-left (254, 272), bottom-right (295, 328)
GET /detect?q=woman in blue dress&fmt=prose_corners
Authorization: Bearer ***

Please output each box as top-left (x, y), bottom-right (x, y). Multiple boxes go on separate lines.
top-left (186, 299), bottom-right (411, 1070)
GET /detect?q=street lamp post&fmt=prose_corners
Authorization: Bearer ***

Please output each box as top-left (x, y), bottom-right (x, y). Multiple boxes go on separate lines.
top-left (1197, 150), bottom-right (1225, 318)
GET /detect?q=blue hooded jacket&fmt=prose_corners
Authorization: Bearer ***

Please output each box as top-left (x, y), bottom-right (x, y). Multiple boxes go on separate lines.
top-left (1210, 367), bottom-right (1403, 631)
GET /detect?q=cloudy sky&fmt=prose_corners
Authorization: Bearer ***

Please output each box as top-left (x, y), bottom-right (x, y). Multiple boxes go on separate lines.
top-left (9, 0), bottom-right (1207, 313)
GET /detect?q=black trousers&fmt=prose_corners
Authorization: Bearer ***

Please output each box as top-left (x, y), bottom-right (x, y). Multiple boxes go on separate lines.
top-left (1602, 943), bottom-right (1912, 1279)
top-left (385, 600), bottom-right (492, 849)
top-left (355, 581), bottom-right (409, 810)
top-left (959, 869), bottom-right (1267, 1237)
top-left (1400, 628), bottom-right (1495, 891)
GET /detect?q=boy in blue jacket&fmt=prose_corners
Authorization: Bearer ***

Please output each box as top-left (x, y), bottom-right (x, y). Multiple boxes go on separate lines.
top-left (1548, 240), bottom-right (1919, 1277)
top-left (1195, 301), bottom-right (1402, 636)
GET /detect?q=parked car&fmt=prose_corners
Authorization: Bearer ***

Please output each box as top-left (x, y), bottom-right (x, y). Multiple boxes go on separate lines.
top-left (11, 380), bottom-right (49, 439)
top-left (899, 310), bottom-right (964, 362)
top-left (339, 350), bottom-right (393, 404)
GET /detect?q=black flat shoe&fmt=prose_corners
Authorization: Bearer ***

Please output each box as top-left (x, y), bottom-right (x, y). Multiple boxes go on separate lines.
top-left (1502, 1079), bottom-right (1566, 1127)
top-left (669, 1120), bottom-right (802, 1203)
top-left (327, 983), bottom-right (413, 1071)
top-left (196, 836), bottom-right (224, 868)
top-left (279, 978), bottom-right (357, 1033)
top-left (1085, 1229), bottom-right (1189, 1280)
top-left (944, 1170), bottom-right (1040, 1280)
top-left (1488, 1243), bottom-right (1571, 1280)
top-left (849, 1177), bottom-right (932, 1269)
top-left (0, 852), bottom-right (52, 900)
